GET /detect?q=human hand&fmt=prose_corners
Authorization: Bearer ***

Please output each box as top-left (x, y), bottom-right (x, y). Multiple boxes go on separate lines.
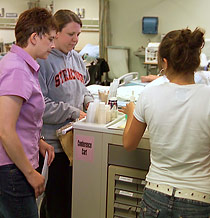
top-left (79, 110), bottom-right (87, 120)
top-left (26, 169), bottom-right (45, 198)
top-left (141, 75), bottom-right (160, 83)
top-left (119, 102), bottom-right (135, 117)
top-left (39, 139), bottom-right (55, 166)
top-left (86, 102), bottom-right (90, 110)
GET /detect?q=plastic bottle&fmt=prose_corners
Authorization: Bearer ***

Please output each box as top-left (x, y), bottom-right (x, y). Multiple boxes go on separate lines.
top-left (86, 102), bottom-right (94, 123)
top-left (108, 96), bottom-right (118, 109)
top-left (98, 102), bottom-right (106, 124)
top-left (111, 105), bottom-right (118, 121)
top-left (94, 99), bottom-right (100, 123)
top-left (105, 104), bottom-right (111, 123)
top-left (130, 90), bottom-right (135, 102)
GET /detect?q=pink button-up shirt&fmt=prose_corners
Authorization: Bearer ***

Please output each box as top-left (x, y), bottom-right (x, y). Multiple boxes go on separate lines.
top-left (0, 44), bottom-right (45, 169)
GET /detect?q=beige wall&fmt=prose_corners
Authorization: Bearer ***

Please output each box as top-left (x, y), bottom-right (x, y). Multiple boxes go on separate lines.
top-left (1, 0), bottom-right (210, 73)
top-left (0, 0), bottom-right (99, 50)
top-left (109, 0), bottom-right (210, 75)
top-left (54, 0), bottom-right (99, 50)
top-left (0, 0), bottom-right (27, 43)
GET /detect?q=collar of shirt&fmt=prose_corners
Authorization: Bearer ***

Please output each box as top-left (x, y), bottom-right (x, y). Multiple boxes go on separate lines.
top-left (10, 44), bottom-right (40, 73)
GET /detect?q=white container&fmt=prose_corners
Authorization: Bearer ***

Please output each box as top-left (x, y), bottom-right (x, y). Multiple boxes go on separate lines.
top-left (105, 104), bottom-right (111, 123)
top-left (98, 102), bottom-right (106, 124)
top-left (108, 96), bottom-right (118, 109)
top-left (111, 105), bottom-right (118, 120)
top-left (130, 90), bottom-right (135, 102)
top-left (94, 99), bottom-right (100, 123)
top-left (86, 100), bottom-right (100, 123)
top-left (86, 102), bottom-right (95, 123)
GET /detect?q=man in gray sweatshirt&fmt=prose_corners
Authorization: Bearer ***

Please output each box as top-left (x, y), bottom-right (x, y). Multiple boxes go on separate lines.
top-left (37, 9), bottom-right (94, 218)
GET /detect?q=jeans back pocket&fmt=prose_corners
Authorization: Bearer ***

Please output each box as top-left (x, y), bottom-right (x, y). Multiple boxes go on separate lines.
top-left (140, 200), bottom-right (160, 218)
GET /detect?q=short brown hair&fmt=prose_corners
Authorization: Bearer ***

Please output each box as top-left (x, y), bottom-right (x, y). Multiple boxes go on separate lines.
top-left (158, 28), bottom-right (205, 73)
top-left (15, 7), bottom-right (57, 48)
top-left (54, 9), bottom-right (82, 32)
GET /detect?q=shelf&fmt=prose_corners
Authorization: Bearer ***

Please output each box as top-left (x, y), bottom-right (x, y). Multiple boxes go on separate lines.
top-left (0, 18), bottom-right (99, 32)
top-left (0, 18), bottom-right (16, 29)
top-left (133, 51), bottom-right (145, 58)
top-left (81, 18), bottom-right (99, 32)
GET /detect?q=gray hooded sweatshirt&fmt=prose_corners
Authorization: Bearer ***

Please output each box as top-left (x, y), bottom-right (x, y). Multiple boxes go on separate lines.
top-left (38, 49), bottom-right (93, 152)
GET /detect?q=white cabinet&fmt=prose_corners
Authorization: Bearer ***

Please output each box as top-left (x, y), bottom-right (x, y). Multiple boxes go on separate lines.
top-left (72, 118), bottom-right (150, 218)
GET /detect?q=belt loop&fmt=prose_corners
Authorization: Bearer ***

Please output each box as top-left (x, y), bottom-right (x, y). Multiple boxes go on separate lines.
top-left (172, 187), bottom-right (176, 197)
top-left (167, 187), bottom-right (177, 210)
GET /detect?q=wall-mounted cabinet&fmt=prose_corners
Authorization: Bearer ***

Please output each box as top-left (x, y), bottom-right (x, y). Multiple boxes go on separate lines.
top-left (81, 18), bottom-right (99, 32)
top-left (0, 18), bottom-right (16, 29)
top-left (0, 17), bottom-right (99, 32)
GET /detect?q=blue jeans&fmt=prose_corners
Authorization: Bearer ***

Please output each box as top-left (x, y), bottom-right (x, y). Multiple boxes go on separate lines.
top-left (139, 188), bottom-right (210, 218)
top-left (0, 164), bottom-right (38, 218)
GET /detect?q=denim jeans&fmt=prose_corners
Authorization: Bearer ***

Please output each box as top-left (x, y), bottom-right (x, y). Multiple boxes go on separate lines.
top-left (0, 164), bottom-right (38, 218)
top-left (139, 188), bottom-right (210, 218)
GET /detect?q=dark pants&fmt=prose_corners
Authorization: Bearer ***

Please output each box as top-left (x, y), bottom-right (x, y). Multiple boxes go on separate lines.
top-left (39, 152), bottom-right (72, 218)
top-left (140, 188), bottom-right (210, 218)
top-left (0, 164), bottom-right (38, 218)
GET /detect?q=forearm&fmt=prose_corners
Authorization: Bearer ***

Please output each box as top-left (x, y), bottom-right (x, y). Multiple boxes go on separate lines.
top-left (124, 113), bottom-right (133, 138)
top-left (1, 130), bottom-right (47, 198)
top-left (39, 139), bottom-right (55, 166)
top-left (83, 86), bottom-right (94, 108)
top-left (123, 113), bottom-right (135, 150)
top-left (0, 130), bottom-right (35, 178)
top-left (43, 98), bottom-right (80, 124)
top-left (84, 95), bottom-right (94, 109)
top-left (123, 116), bottom-right (147, 151)
top-left (122, 103), bottom-right (147, 151)
top-left (0, 95), bottom-right (44, 197)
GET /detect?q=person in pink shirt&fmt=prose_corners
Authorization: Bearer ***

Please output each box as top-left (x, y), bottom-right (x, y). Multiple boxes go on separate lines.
top-left (0, 7), bottom-right (57, 218)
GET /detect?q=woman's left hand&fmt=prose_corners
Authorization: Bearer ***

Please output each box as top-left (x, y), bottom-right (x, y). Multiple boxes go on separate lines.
top-left (39, 139), bottom-right (55, 166)
top-left (119, 102), bottom-right (135, 117)
top-left (86, 102), bottom-right (90, 110)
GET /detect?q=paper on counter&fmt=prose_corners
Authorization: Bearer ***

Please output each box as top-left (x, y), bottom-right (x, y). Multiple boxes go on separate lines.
top-left (107, 116), bottom-right (127, 130)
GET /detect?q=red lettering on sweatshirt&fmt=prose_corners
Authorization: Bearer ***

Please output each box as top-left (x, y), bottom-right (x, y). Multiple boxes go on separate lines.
top-left (59, 71), bottom-right (64, 83)
top-left (69, 69), bottom-right (76, 80)
top-left (61, 69), bottom-right (69, 82)
top-left (54, 68), bottom-right (84, 87)
top-left (67, 69), bottom-right (72, 80)
top-left (55, 75), bottom-right (60, 87)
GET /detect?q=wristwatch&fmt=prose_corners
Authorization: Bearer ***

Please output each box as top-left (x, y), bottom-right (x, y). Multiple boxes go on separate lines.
top-left (40, 135), bottom-right (45, 141)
